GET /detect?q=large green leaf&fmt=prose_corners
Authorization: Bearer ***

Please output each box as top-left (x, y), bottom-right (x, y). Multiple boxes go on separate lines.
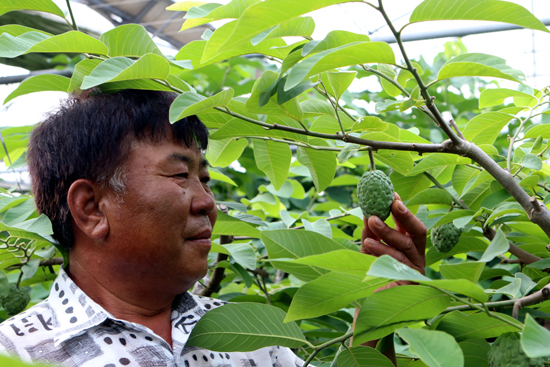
top-left (100, 24), bottom-right (163, 57)
top-left (224, 243), bottom-right (256, 270)
top-left (337, 346), bottom-right (395, 367)
top-left (253, 140), bottom-right (291, 191)
top-left (439, 262), bottom-right (485, 283)
top-left (4, 74), bottom-right (70, 104)
top-left (354, 286), bottom-right (451, 345)
top-left (367, 256), bottom-right (488, 302)
top-left (0, 0), bottom-right (65, 18)
top-left (284, 272), bottom-right (389, 322)
top-left (522, 313), bottom-right (550, 358)
top-left (479, 88), bottom-right (537, 108)
top-left (409, 0), bottom-right (550, 33)
top-left (169, 89), bottom-right (234, 122)
top-left (478, 228), bottom-right (509, 262)
top-left (81, 54), bottom-right (170, 90)
top-left (186, 303), bottom-right (307, 352)
top-left (459, 339), bottom-right (490, 367)
top-left (426, 236), bottom-right (488, 266)
top-left (285, 41), bottom-right (395, 91)
top-left (410, 153), bottom-right (457, 175)
top-left (209, 118), bottom-right (307, 143)
top-left (396, 328), bottom-right (464, 367)
top-left (251, 16), bottom-right (315, 45)
top-left (321, 71), bottom-right (357, 100)
top-left (390, 172), bottom-right (432, 201)
top-left (435, 311), bottom-right (521, 341)
top-left (462, 112), bottom-right (515, 145)
top-left (524, 124), bottom-right (550, 139)
top-left (0, 31), bottom-right (108, 58)
top-left (302, 30), bottom-right (370, 56)
top-left (407, 189), bottom-right (453, 206)
top-left (438, 53), bottom-right (524, 83)
top-left (215, 0), bottom-right (363, 53)
top-left (213, 211), bottom-right (261, 237)
top-left (0, 25), bottom-right (51, 37)
top-left (297, 139), bottom-right (337, 192)
top-left (206, 137), bottom-right (248, 168)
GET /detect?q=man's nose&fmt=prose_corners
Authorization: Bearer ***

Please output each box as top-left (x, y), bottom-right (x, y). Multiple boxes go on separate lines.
top-left (190, 183), bottom-right (215, 216)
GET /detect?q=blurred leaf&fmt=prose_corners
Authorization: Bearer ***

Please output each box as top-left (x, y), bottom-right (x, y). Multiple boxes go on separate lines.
top-left (4, 74), bottom-right (69, 104)
top-left (396, 328), bottom-right (464, 367)
top-left (522, 313), bottom-right (550, 358)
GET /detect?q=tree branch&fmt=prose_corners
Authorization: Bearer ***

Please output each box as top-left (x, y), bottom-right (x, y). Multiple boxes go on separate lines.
top-left (513, 284), bottom-right (550, 319)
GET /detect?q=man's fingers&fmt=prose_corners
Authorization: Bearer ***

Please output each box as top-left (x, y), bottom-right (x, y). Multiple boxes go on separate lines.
top-left (367, 214), bottom-right (425, 269)
top-left (390, 199), bottom-right (427, 255)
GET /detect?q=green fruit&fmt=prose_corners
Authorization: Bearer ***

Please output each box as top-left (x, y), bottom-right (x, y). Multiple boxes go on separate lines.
top-left (356, 170), bottom-right (394, 221)
top-left (431, 222), bottom-right (462, 253)
top-left (2, 284), bottom-right (30, 316)
top-left (488, 332), bottom-right (546, 367)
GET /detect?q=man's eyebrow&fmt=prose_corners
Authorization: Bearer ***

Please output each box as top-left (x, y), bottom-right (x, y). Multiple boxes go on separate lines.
top-left (168, 153), bottom-right (209, 168)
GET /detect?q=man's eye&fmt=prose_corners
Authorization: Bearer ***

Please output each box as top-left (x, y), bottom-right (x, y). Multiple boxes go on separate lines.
top-left (201, 176), bottom-right (211, 184)
top-left (174, 173), bottom-right (188, 178)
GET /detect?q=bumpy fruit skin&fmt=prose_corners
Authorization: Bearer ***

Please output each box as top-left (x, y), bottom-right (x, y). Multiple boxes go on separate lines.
top-left (431, 222), bottom-right (462, 253)
top-left (356, 170), bottom-right (394, 221)
top-left (488, 332), bottom-right (546, 367)
top-left (2, 284), bottom-right (30, 316)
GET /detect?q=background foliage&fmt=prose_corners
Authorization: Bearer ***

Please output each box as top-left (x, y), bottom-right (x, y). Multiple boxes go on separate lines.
top-left (2, 0), bottom-right (550, 366)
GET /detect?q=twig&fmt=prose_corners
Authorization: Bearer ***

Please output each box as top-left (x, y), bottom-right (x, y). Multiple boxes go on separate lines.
top-left (513, 285), bottom-right (550, 319)
top-left (65, 0), bottom-right (79, 31)
top-left (361, 65), bottom-right (410, 98)
top-left (303, 330), bottom-right (354, 367)
top-left (449, 119), bottom-right (465, 140)
top-left (368, 149), bottom-right (376, 171)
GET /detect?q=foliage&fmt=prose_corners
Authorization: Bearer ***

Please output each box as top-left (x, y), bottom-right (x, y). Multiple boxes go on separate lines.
top-left (2, 0), bottom-right (550, 366)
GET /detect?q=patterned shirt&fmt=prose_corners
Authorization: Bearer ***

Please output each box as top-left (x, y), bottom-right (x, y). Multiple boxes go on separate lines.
top-left (0, 268), bottom-right (303, 367)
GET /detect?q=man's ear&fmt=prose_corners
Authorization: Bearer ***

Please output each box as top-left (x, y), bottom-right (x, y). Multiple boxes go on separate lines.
top-left (67, 179), bottom-right (109, 241)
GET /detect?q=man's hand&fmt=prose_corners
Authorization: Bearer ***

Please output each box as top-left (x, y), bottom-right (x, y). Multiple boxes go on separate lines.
top-left (361, 193), bottom-right (426, 277)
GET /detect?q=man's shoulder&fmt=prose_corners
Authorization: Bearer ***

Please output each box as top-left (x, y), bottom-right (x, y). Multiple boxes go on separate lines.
top-left (0, 298), bottom-right (56, 356)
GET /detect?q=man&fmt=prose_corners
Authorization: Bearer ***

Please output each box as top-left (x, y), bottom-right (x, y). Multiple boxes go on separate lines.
top-left (0, 89), bottom-right (425, 366)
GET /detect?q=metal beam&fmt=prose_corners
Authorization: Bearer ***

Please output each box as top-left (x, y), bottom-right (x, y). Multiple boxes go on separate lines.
top-left (372, 18), bottom-right (550, 43)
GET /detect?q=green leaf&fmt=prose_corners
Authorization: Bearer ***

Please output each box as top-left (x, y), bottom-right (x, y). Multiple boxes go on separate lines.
top-left (438, 53), bottom-right (524, 83)
top-left (0, 0), bottom-right (65, 18)
top-left (186, 303), bottom-right (306, 352)
top-left (479, 88), bottom-right (537, 108)
top-left (173, 0), bottom-right (259, 31)
top-left (100, 24), bottom-right (163, 57)
top-left (7, 31), bottom-right (108, 58)
top-left (478, 228), bottom-right (509, 263)
top-left (439, 262), bottom-right (485, 283)
top-left (253, 140), bottom-right (291, 191)
top-left (206, 137), bottom-right (248, 168)
top-left (522, 313), bottom-right (550, 358)
top-left (300, 99), bottom-right (335, 118)
top-left (452, 165), bottom-right (480, 196)
top-left (0, 25), bottom-right (51, 37)
top-left (407, 189), bottom-right (453, 206)
top-left (302, 30), bottom-right (370, 56)
top-left (435, 311), bottom-right (522, 341)
top-left (216, 0), bottom-right (363, 53)
top-left (4, 74), bottom-right (69, 104)
top-left (169, 89), bottom-right (234, 122)
top-left (390, 172), bottom-right (432, 202)
top-left (224, 243), bottom-right (256, 270)
top-left (410, 0), bottom-right (550, 33)
top-left (81, 54), bottom-right (170, 90)
top-left (367, 256), bottom-right (488, 302)
top-left (524, 124), bottom-right (550, 139)
top-left (285, 272), bottom-right (389, 322)
top-left (337, 346), bottom-right (395, 367)
top-left (463, 112), bottom-right (515, 145)
top-left (297, 139), bottom-right (337, 192)
top-left (411, 154), bottom-right (458, 176)
top-left (321, 71), bottom-right (357, 100)
top-left (521, 154), bottom-right (543, 171)
top-left (396, 328), bottom-right (464, 367)
top-left (0, 271), bottom-right (9, 298)
top-left (354, 286), bottom-right (451, 345)
top-left (213, 211), bottom-right (260, 237)
top-left (458, 339), bottom-right (490, 367)
top-left (251, 16), bottom-right (315, 45)
top-left (209, 118), bottom-right (306, 143)
top-left (285, 41), bottom-right (395, 91)
top-left (273, 249), bottom-right (376, 277)
top-left (351, 116), bottom-right (388, 132)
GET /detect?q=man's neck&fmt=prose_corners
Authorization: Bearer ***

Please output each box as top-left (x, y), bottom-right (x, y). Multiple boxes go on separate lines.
top-left (67, 257), bottom-right (176, 347)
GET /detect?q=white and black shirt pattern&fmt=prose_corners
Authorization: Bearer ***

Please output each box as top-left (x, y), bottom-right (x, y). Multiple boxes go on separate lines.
top-left (0, 268), bottom-right (304, 367)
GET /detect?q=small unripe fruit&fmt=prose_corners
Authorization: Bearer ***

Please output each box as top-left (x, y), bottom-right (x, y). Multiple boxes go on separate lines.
top-left (356, 170), bottom-right (394, 221)
top-left (2, 284), bottom-right (30, 316)
top-left (431, 222), bottom-right (462, 253)
top-left (488, 332), bottom-right (546, 367)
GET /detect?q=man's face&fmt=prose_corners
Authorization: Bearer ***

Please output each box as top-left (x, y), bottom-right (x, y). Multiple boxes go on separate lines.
top-left (103, 139), bottom-right (217, 293)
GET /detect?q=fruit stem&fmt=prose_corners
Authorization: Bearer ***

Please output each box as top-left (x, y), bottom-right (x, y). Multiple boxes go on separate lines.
top-left (368, 149), bottom-right (376, 171)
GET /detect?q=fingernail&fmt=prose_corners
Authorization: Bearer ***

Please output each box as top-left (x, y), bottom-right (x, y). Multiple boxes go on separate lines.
top-left (396, 200), bottom-right (406, 213)
top-left (371, 216), bottom-right (383, 229)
